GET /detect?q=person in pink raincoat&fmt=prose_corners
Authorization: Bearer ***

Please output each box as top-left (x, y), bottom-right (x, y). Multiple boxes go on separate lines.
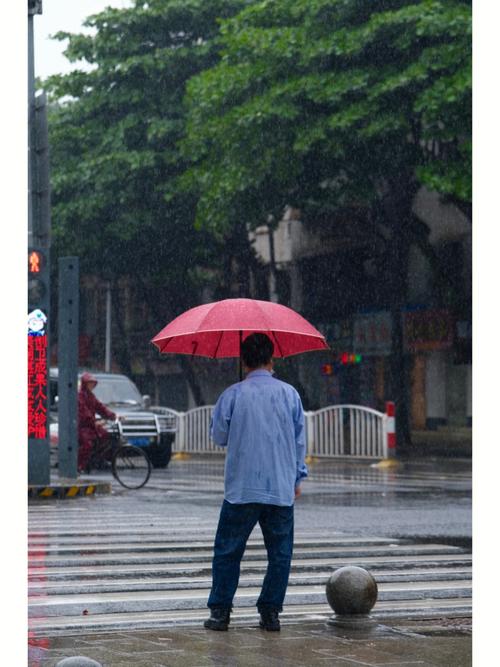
top-left (77, 372), bottom-right (117, 472)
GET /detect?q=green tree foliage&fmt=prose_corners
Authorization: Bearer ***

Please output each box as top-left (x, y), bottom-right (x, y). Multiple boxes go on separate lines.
top-left (182, 0), bottom-right (471, 232)
top-left (45, 0), bottom-right (251, 399)
top-left (47, 0), bottom-right (256, 293)
top-left (181, 0), bottom-right (471, 443)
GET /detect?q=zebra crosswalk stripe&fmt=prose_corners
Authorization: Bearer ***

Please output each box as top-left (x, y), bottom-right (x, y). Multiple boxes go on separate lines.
top-left (28, 503), bottom-right (472, 636)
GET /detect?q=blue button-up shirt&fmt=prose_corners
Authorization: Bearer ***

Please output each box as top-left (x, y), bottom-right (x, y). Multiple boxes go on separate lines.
top-left (210, 369), bottom-right (308, 506)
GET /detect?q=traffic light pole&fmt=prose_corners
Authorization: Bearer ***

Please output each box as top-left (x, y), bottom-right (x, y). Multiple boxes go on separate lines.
top-left (57, 258), bottom-right (80, 479)
top-left (28, 1), bottom-right (51, 485)
top-left (28, 4), bottom-right (35, 245)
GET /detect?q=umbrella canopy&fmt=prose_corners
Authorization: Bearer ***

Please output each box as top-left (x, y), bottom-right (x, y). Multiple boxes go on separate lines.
top-left (151, 298), bottom-right (328, 358)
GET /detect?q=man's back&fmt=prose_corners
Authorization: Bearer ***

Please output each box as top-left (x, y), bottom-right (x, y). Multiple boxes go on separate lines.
top-left (211, 369), bottom-right (307, 506)
top-left (205, 332), bottom-right (308, 632)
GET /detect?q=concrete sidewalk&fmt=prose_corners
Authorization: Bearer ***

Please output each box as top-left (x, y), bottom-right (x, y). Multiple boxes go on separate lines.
top-left (28, 617), bottom-right (472, 666)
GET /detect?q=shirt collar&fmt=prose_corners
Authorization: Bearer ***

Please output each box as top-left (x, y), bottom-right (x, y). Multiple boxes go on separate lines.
top-left (246, 369), bottom-right (273, 379)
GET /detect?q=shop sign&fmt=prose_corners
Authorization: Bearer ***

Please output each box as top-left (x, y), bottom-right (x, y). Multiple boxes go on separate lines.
top-left (404, 309), bottom-right (453, 352)
top-left (316, 318), bottom-right (353, 350)
top-left (353, 311), bottom-right (392, 356)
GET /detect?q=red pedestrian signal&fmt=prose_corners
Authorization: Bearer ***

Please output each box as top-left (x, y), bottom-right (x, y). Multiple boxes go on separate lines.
top-left (29, 250), bottom-right (43, 273)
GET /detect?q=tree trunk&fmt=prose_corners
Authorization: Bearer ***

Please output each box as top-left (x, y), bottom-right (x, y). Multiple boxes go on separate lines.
top-left (380, 175), bottom-right (419, 452)
top-left (268, 223), bottom-right (278, 302)
top-left (178, 356), bottom-right (206, 406)
top-left (388, 229), bottom-right (412, 451)
top-left (134, 277), bottom-right (206, 406)
top-left (111, 282), bottom-right (133, 377)
top-left (220, 222), bottom-right (261, 299)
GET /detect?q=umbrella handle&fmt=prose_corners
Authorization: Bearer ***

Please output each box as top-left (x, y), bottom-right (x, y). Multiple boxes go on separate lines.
top-left (239, 330), bottom-right (243, 381)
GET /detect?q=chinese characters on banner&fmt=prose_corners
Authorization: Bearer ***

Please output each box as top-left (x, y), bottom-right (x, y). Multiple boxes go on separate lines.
top-left (28, 334), bottom-right (48, 439)
top-left (403, 310), bottom-right (453, 352)
top-left (353, 312), bottom-right (392, 356)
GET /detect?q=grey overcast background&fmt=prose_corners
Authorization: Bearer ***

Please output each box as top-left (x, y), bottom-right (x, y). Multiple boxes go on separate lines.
top-left (34, 0), bottom-right (132, 79)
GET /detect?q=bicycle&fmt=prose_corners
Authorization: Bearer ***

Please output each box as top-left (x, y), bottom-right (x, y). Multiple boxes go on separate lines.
top-left (85, 420), bottom-right (152, 490)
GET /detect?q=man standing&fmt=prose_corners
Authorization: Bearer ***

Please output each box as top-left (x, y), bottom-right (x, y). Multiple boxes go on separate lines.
top-left (77, 372), bottom-right (117, 473)
top-left (204, 333), bottom-right (308, 632)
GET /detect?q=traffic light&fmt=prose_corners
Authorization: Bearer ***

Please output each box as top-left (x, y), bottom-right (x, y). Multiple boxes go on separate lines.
top-left (338, 352), bottom-right (362, 366)
top-left (321, 353), bottom-right (363, 376)
top-left (28, 246), bottom-right (50, 445)
top-left (28, 248), bottom-right (49, 313)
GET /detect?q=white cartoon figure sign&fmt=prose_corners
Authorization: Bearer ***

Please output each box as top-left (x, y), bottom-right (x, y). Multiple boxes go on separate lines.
top-left (28, 309), bottom-right (47, 336)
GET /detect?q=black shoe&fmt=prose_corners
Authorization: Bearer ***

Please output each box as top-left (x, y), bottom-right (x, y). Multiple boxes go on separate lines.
top-left (259, 609), bottom-right (280, 631)
top-left (204, 607), bottom-right (231, 631)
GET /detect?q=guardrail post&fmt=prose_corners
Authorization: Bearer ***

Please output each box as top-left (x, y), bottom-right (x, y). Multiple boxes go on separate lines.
top-left (304, 411), bottom-right (317, 464)
top-left (172, 412), bottom-right (191, 460)
top-left (385, 401), bottom-right (396, 457)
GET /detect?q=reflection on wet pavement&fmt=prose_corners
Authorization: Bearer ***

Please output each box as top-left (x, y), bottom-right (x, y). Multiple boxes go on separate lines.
top-left (28, 621), bottom-right (472, 667)
top-left (28, 455), bottom-right (471, 665)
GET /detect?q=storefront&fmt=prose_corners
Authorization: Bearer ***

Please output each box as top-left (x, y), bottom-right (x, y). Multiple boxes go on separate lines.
top-left (404, 309), bottom-right (454, 429)
top-left (403, 309), bottom-right (472, 429)
top-left (311, 309), bottom-right (471, 430)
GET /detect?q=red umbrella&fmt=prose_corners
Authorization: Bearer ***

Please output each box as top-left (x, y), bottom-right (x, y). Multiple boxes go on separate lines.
top-left (151, 298), bottom-right (328, 359)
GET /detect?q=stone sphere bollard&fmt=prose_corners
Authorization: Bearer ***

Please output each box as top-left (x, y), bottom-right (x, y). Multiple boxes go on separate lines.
top-left (326, 566), bottom-right (378, 615)
top-left (55, 658), bottom-right (102, 667)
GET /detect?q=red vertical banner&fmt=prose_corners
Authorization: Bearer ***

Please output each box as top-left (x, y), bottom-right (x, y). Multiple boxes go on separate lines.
top-left (28, 334), bottom-right (48, 439)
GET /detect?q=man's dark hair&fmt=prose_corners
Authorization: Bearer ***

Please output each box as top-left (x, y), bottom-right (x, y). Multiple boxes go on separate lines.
top-left (241, 333), bottom-right (274, 369)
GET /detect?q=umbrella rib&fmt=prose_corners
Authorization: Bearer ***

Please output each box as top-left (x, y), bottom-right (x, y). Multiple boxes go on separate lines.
top-left (160, 337), bottom-right (171, 353)
top-left (195, 301), bottom-right (220, 333)
top-left (256, 300), bottom-right (285, 357)
top-left (212, 331), bottom-right (224, 359)
top-left (273, 332), bottom-right (285, 358)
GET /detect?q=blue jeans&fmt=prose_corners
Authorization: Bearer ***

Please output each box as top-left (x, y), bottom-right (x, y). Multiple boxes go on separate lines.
top-left (207, 500), bottom-right (294, 612)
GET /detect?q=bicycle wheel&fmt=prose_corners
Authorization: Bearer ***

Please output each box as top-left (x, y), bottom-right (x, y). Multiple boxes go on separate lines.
top-left (112, 445), bottom-right (151, 489)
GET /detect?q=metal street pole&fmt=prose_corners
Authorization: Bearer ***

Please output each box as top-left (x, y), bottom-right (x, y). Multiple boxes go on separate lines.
top-left (57, 258), bottom-right (80, 478)
top-left (28, 1), bottom-right (51, 485)
top-left (105, 283), bottom-right (112, 372)
top-left (268, 224), bottom-right (278, 303)
top-left (28, 3), bottom-right (37, 247)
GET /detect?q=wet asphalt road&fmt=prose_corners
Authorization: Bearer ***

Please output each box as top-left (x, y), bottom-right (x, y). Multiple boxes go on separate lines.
top-left (104, 455), bottom-right (472, 543)
top-left (28, 454), bottom-right (472, 664)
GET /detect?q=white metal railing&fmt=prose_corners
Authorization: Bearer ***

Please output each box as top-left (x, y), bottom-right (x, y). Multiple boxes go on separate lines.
top-left (180, 405), bottom-right (216, 453)
top-left (305, 405), bottom-right (387, 459)
top-left (170, 403), bottom-right (388, 460)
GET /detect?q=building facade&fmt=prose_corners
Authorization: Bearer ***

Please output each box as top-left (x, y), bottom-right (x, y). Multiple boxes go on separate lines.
top-left (250, 189), bottom-right (472, 431)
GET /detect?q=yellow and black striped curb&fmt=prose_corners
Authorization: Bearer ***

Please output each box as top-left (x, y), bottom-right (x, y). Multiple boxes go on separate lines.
top-left (28, 482), bottom-right (112, 499)
top-left (172, 452), bottom-right (192, 461)
top-left (372, 458), bottom-right (402, 469)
